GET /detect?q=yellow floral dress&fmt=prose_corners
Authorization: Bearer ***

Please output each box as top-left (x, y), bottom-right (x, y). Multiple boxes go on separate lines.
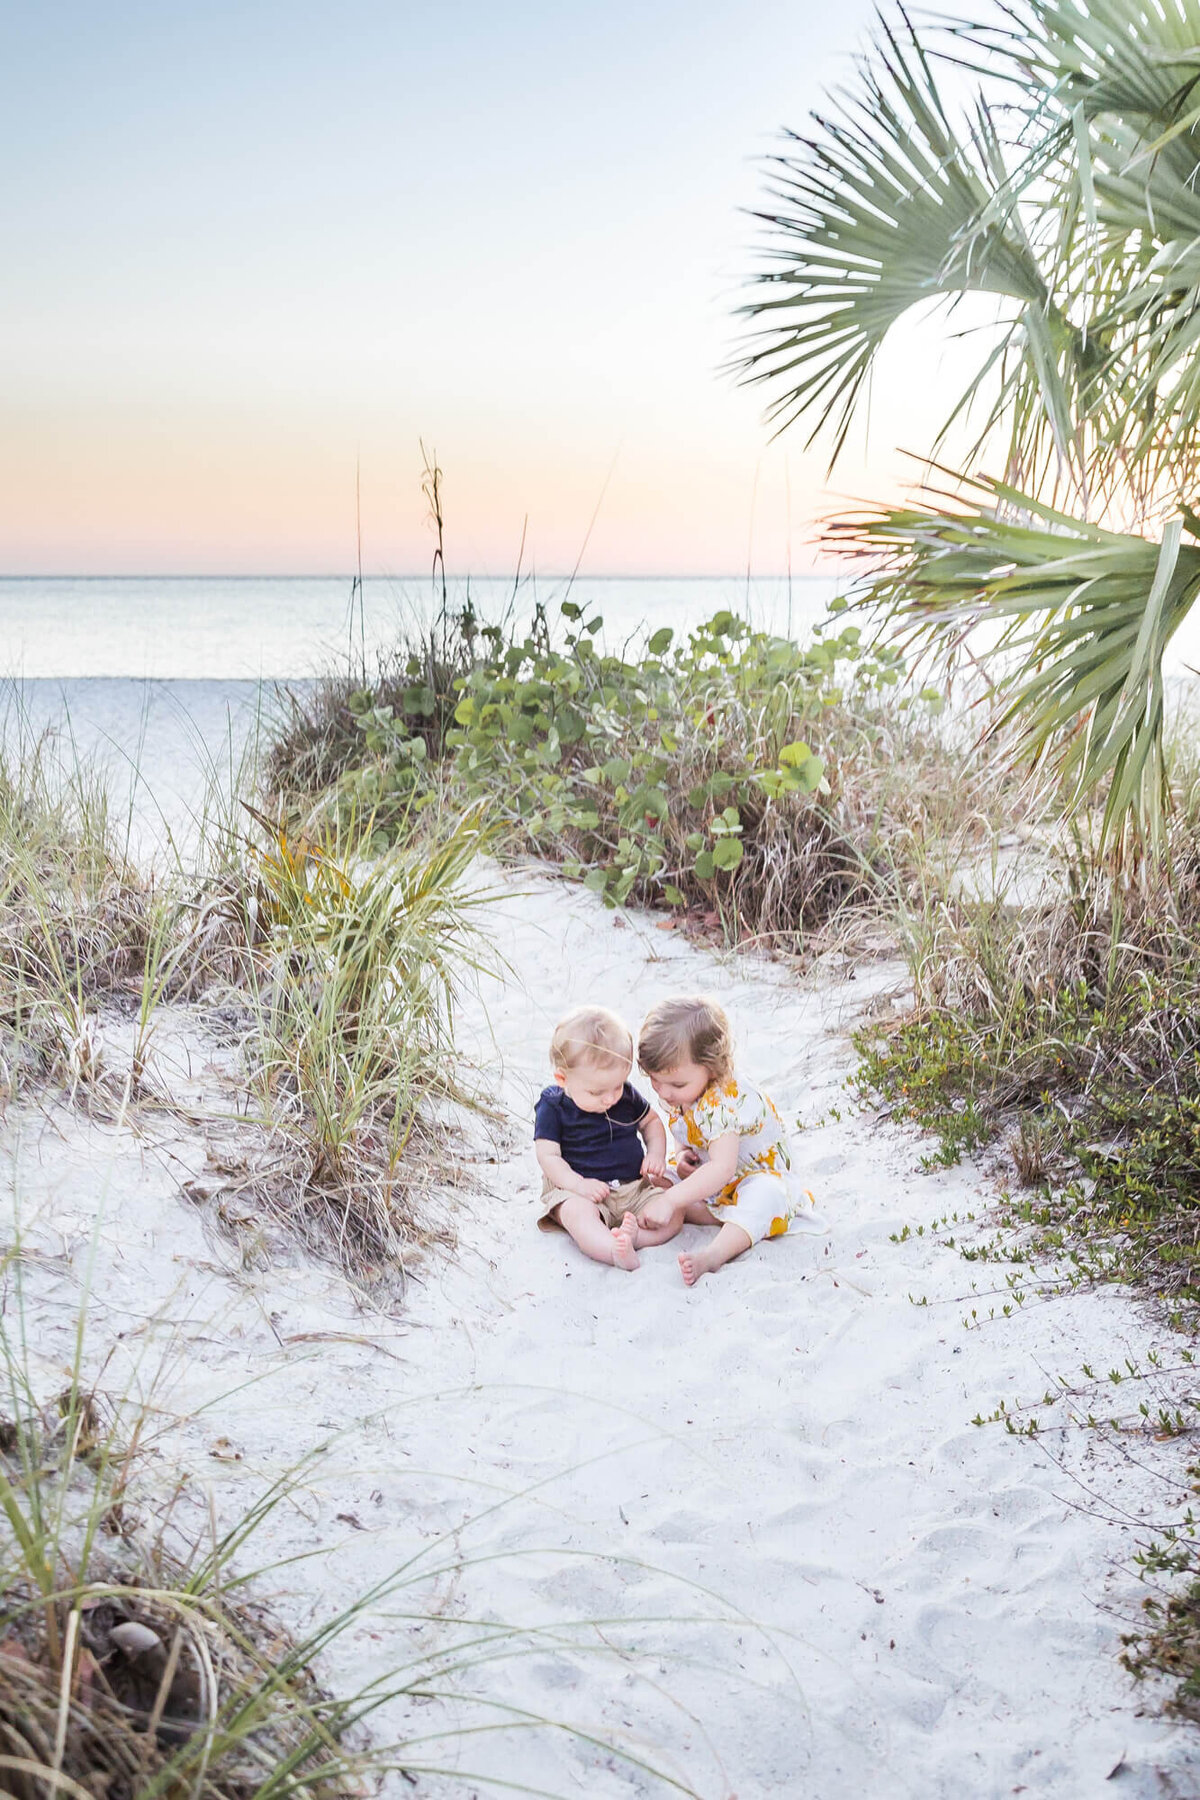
top-left (667, 1075), bottom-right (815, 1243)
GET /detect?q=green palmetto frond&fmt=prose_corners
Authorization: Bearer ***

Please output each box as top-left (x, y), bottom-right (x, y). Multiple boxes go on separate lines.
top-left (738, 0), bottom-right (1200, 838)
top-left (740, 0), bottom-right (1200, 499)
top-left (830, 476), bottom-right (1200, 841)
top-left (951, 0), bottom-right (1200, 494)
top-left (736, 13), bottom-right (1097, 476)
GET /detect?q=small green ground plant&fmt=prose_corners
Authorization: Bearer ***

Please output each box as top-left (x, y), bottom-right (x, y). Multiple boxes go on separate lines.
top-left (855, 848), bottom-right (1200, 1309)
top-left (1124, 1528), bottom-right (1200, 1720)
top-left (848, 723), bottom-right (1200, 1711)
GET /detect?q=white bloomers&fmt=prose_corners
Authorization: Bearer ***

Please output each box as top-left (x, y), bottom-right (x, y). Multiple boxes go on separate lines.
top-left (692, 1168), bottom-right (825, 1244)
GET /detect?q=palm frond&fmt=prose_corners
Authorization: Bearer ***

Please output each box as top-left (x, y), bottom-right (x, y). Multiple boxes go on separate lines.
top-left (735, 16), bottom-right (1073, 469)
top-left (946, 0), bottom-right (1200, 492)
top-left (745, 0), bottom-right (1200, 844)
top-left (829, 473), bottom-right (1200, 841)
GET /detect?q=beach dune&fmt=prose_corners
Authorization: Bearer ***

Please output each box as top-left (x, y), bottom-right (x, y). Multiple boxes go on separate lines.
top-left (7, 851), bottom-right (1200, 1795)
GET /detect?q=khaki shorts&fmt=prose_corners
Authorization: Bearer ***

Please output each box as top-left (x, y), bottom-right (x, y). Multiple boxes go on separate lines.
top-left (537, 1177), bottom-right (660, 1233)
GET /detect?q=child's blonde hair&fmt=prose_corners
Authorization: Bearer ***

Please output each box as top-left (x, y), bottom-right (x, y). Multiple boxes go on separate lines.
top-left (549, 1005), bottom-right (633, 1074)
top-left (637, 995), bottom-right (733, 1082)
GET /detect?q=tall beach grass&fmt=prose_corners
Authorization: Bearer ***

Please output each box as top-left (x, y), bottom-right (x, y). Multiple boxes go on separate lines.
top-left (0, 696), bottom-right (496, 1283)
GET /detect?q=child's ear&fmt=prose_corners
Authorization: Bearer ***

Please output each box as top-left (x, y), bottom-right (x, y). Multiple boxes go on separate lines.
top-left (552, 1070), bottom-right (567, 1090)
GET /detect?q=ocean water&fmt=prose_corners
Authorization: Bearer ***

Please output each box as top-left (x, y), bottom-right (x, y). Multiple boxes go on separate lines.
top-left (0, 574), bottom-right (842, 681)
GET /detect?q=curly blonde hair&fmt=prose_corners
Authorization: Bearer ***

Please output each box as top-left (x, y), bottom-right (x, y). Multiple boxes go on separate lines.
top-left (637, 995), bottom-right (733, 1081)
top-left (549, 1005), bottom-right (633, 1074)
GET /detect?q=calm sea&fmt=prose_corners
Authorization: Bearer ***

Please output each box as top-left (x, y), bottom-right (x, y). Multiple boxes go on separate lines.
top-left (0, 574), bottom-right (842, 681)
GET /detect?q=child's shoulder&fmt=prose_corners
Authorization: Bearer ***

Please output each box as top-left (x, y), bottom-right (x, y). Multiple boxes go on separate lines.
top-left (696, 1073), bottom-right (754, 1109)
top-left (693, 1073), bottom-right (773, 1126)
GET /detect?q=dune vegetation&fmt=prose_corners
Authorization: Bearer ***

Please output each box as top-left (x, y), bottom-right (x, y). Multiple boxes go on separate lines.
top-left (264, 596), bottom-right (1030, 954)
top-left (0, 724), bottom-right (736, 1793)
top-left (13, 0), bottom-right (1200, 1766)
top-left (256, 0), bottom-right (1200, 1707)
top-left (0, 722), bottom-right (495, 1284)
top-left (731, 0), bottom-right (1200, 1703)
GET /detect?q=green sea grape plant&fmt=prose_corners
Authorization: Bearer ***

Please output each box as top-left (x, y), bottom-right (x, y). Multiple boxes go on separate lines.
top-left (299, 600), bottom-right (955, 945)
top-left (446, 604), bottom-right (839, 907)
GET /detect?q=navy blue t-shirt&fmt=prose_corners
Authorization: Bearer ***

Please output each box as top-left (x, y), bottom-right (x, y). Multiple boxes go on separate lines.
top-left (533, 1082), bottom-right (650, 1183)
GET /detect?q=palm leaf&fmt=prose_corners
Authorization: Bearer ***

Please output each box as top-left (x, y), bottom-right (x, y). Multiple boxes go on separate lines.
top-left (947, 0), bottom-right (1200, 491)
top-left (743, 0), bottom-right (1200, 843)
top-left (734, 15), bottom-right (1080, 470)
top-left (741, 0), bottom-right (1200, 498)
top-left (829, 473), bottom-right (1200, 841)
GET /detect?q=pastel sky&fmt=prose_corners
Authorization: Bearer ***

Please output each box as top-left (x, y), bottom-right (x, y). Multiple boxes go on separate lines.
top-left (1, 1), bottom-right (962, 576)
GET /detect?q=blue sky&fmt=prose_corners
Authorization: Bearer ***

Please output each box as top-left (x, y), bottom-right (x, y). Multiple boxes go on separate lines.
top-left (0, 0), bottom-right (951, 573)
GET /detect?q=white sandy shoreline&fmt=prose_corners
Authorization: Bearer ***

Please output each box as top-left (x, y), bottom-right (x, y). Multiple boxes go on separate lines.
top-left (6, 859), bottom-right (1200, 1797)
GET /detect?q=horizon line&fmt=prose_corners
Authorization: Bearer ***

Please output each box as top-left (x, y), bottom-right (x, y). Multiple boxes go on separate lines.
top-left (0, 569), bottom-right (842, 583)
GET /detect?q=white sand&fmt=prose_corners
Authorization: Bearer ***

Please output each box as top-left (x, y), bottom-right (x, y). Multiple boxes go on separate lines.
top-left (7, 866), bottom-right (1200, 1797)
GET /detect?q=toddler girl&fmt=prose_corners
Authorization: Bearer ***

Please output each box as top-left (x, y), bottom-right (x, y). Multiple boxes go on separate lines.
top-left (636, 995), bottom-right (817, 1285)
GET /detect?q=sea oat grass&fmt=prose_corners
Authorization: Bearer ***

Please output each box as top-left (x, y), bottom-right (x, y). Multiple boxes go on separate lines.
top-left (0, 708), bottom-right (495, 1274)
top-left (188, 800), bottom-right (497, 1283)
top-left (0, 742), bottom-right (161, 1098)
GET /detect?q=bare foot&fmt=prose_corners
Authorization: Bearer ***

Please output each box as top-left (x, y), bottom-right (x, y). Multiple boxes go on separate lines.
top-left (611, 1215), bottom-right (641, 1271)
top-left (679, 1249), bottom-right (712, 1287)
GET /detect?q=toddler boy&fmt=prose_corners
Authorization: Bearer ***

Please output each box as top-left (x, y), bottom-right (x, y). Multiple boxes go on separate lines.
top-left (535, 1005), bottom-right (679, 1270)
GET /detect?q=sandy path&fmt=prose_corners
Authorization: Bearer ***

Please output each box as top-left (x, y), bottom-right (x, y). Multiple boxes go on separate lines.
top-left (8, 867), bottom-right (1200, 1797)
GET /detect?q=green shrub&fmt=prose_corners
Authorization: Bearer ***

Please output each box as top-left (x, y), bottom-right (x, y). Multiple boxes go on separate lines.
top-left (269, 601), bottom-right (980, 951)
top-left (856, 857), bottom-right (1200, 1306)
top-left (264, 603), bottom-right (490, 816)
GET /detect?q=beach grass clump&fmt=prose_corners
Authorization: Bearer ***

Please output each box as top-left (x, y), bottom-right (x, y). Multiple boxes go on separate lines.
top-left (856, 834), bottom-right (1200, 1310)
top-left (0, 1332), bottom-right (368, 1796)
top-left (0, 742), bottom-right (165, 1098)
top-left (0, 733), bottom-right (242, 1102)
top-left (266, 601), bottom-right (1010, 952)
top-left (0, 723), bottom-right (496, 1277)
top-left (215, 801), bottom-right (495, 1277)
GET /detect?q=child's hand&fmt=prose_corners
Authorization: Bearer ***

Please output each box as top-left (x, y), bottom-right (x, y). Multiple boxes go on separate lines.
top-left (641, 1148), bottom-right (669, 1186)
top-left (641, 1200), bottom-right (677, 1231)
top-left (675, 1148), bottom-right (702, 1178)
top-left (575, 1178), bottom-right (613, 1205)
